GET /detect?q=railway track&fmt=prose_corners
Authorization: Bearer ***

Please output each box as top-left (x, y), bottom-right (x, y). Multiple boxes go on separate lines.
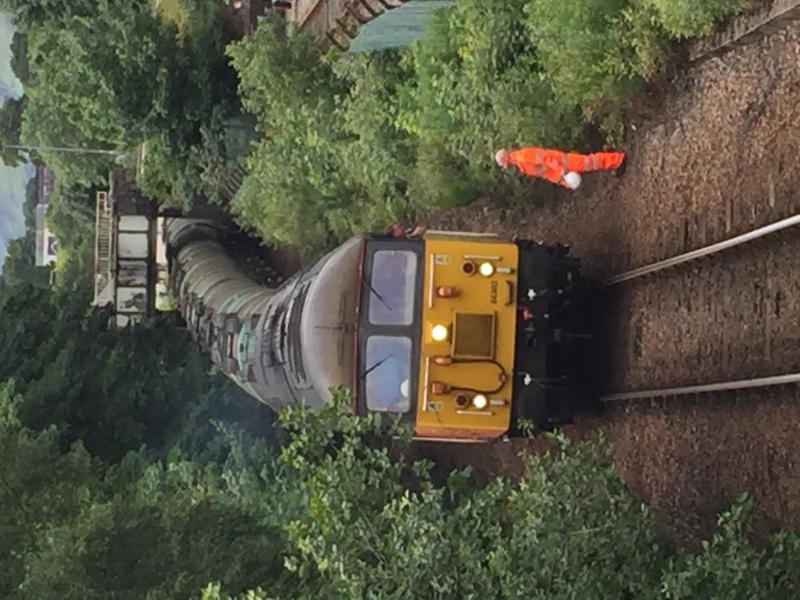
top-left (597, 212), bottom-right (800, 403)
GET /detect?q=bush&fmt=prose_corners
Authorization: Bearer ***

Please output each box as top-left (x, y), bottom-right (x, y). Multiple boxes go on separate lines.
top-left (661, 496), bottom-right (800, 599)
top-left (409, 139), bottom-right (480, 209)
top-left (206, 392), bottom-right (800, 599)
top-left (400, 0), bottom-right (585, 207)
top-left (4, 368), bottom-right (800, 597)
top-left (228, 17), bottom-right (412, 251)
top-left (525, 0), bottom-right (636, 115)
top-left (643, 0), bottom-right (751, 38)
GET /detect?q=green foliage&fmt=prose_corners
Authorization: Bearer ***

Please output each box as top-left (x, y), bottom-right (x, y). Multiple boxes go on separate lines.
top-left (1, 180), bottom-right (49, 288)
top-left (401, 0), bottom-right (584, 207)
top-left (3, 376), bottom-right (800, 598)
top-left (137, 0), bottom-right (242, 206)
top-left (643, 0), bottom-right (751, 38)
top-left (228, 18), bottom-right (410, 251)
top-left (0, 382), bottom-right (100, 597)
top-left (272, 395), bottom-right (663, 598)
top-left (332, 52), bottom-right (415, 226)
top-left (0, 0), bottom-right (99, 28)
top-left (19, 1), bottom-right (175, 185)
top-left (0, 274), bottom-right (274, 462)
top-left (19, 458), bottom-right (286, 599)
top-left (0, 97), bottom-right (26, 167)
top-left (13, 0), bottom-right (239, 202)
top-left (0, 385), bottom-right (285, 598)
top-left (9, 31), bottom-right (29, 83)
top-left (231, 0), bottom-right (747, 250)
top-left (661, 496), bottom-right (800, 598)
top-left (209, 393), bottom-right (800, 599)
top-left (43, 183), bottom-right (95, 293)
top-left (525, 0), bottom-right (646, 123)
top-left (0, 234), bottom-right (49, 288)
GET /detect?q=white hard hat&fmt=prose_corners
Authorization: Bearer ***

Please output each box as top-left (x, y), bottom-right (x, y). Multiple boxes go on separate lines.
top-left (564, 171), bottom-right (582, 190)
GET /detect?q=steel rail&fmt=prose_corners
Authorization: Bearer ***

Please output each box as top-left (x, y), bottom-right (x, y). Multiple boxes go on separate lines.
top-left (602, 213), bottom-right (800, 286)
top-left (601, 372), bottom-right (800, 402)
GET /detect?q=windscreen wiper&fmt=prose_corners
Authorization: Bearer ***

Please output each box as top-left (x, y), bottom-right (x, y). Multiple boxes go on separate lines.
top-left (363, 278), bottom-right (393, 312)
top-left (361, 356), bottom-right (390, 380)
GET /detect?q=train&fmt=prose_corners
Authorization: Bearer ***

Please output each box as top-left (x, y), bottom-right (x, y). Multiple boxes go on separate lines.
top-left (165, 219), bottom-right (591, 442)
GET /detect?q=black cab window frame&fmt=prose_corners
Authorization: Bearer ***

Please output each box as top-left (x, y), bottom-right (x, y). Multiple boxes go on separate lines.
top-left (357, 238), bottom-right (424, 420)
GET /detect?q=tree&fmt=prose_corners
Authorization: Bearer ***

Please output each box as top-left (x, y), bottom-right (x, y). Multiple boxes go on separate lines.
top-left (0, 234), bottom-right (51, 288)
top-left (0, 382), bottom-right (99, 597)
top-left (205, 393), bottom-right (800, 599)
top-left (3, 363), bottom-right (800, 598)
top-left (20, 1), bottom-right (182, 186)
top-left (10, 0), bottom-right (239, 201)
top-left (2, 179), bottom-right (48, 288)
top-left (10, 32), bottom-right (29, 84)
top-left (0, 382), bottom-right (287, 598)
top-left (0, 97), bottom-right (26, 167)
top-left (228, 17), bottom-right (413, 252)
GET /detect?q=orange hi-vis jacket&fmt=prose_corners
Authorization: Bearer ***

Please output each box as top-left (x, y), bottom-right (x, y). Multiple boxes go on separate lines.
top-left (507, 147), bottom-right (625, 188)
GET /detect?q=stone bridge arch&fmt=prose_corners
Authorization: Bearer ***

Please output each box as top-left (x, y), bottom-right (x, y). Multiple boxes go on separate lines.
top-left (297, 0), bottom-right (454, 52)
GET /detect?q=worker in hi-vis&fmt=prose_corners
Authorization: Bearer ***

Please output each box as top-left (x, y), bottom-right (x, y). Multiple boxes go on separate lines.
top-left (495, 146), bottom-right (626, 190)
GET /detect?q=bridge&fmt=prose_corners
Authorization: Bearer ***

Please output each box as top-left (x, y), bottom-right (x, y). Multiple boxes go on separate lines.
top-left (283, 0), bottom-right (452, 51)
top-left (92, 169), bottom-right (163, 328)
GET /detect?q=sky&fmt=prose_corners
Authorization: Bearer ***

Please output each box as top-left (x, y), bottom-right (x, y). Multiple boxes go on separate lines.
top-left (0, 12), bottom-right (32, 273)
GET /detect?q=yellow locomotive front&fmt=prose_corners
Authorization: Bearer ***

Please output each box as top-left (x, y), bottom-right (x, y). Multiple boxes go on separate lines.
top-left (356, 231), bottom-right (585, 442)
top-left (414, 234), bottom-right (519, 441)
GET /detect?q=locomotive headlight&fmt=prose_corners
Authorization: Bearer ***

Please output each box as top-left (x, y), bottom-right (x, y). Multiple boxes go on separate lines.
top-left (479, 262), bottom-right (495, 277)
top-left (472, 394), bottom-right (489, 410)
top-left (431, 324), bottom-right (449, 342)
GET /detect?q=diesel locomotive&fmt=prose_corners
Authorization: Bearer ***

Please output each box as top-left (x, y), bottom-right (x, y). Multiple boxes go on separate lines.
top-left (166, 219), bottom-right (588, 442)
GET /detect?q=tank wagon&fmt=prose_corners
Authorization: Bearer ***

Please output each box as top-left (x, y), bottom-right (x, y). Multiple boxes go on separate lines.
top-left (166, 219), bottom-right (589, 442)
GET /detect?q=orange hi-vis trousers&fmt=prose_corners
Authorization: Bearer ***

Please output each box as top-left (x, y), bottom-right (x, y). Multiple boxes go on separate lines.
top-left (507, 147), bottom-right (625, 188)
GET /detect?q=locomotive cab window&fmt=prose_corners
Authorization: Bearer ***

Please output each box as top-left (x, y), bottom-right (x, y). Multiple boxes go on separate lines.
top-left (358, 239), bottom-right (423, 418)
top-left (367, 250), bottom-right (418, 326)
top-left (364, 336), bottom-right (412, 413)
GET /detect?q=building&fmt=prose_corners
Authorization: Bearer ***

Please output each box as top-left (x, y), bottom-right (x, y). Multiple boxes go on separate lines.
top-left (35, 165), bottom-right (55, 205)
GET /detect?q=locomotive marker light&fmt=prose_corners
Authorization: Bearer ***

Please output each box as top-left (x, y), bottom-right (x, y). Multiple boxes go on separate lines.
top-left (479, 262), bottom-right (495, 277)
top-left (472, 394), bottom-right (489, 410)
top-left (436, 285), bottom-right (459, 298)
top-left (431, 381), bottom-right (451, 395)
top-left (431, 323), bottom-right (449, 342)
